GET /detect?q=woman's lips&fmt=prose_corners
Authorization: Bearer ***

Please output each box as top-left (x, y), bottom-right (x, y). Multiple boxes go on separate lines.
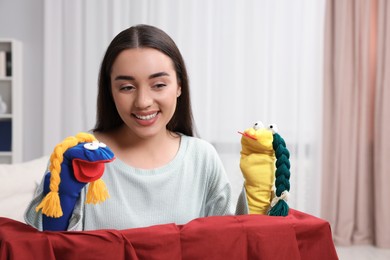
top-left (132, 112), bottom-right (159, 126)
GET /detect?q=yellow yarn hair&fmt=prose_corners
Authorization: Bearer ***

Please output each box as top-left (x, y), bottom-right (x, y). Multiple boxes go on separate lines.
top-left (36, 132), bottom-right (110, 218)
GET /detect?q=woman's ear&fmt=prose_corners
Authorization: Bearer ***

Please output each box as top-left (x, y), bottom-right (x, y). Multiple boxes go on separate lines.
top-left (177, 87), bottom-right (182, 98)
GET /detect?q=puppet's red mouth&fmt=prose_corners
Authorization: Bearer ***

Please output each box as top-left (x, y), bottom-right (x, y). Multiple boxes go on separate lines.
top-left (72, 158), bottom-right (115, 183)
top-left (238, 131), bottom-right (257, 140)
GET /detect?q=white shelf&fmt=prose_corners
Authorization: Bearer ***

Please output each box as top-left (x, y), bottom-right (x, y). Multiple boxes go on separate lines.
top-left (0, 39), bottom-right (22, 164)
top-left (0, 152), bottom-right (12, 164)
top-left (0, 114), bottom-right (12, 119)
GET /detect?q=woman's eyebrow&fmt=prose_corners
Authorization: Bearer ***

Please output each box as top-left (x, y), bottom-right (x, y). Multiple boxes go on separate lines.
top-left (114, 75), bottom-right (135, 81)
top-left (114, 72), bottom-right (169, 81)
top-left (149, 72), bottom-right (170, 79)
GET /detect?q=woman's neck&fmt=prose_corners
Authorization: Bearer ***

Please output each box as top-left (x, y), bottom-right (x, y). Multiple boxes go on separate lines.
top-left (95, 126), bottom-right (181, 169)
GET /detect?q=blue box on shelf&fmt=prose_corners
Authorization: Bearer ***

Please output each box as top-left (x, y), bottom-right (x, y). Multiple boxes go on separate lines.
top-left (0, 120), bottom-right (12, 151)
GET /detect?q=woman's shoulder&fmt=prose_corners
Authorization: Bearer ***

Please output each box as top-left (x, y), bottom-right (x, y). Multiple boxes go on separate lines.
top-left (180, 135), bottom-right (218, 155)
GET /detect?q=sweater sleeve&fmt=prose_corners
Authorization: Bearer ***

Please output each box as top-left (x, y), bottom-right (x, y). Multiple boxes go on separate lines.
top-left (204, 144), bottom-right (235, 216)
top-left (235, 184), bottom-right (250, 215)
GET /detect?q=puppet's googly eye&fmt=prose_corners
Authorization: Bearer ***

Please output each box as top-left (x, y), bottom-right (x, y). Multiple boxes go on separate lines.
top-left (253, 121), bottom-right (264, 130)
top-left (84, 142), bottom-right (99, 150)
top-left (98, 142), bottom-right (107, 148)
top-left (268, 124), bottom-right (278, 134)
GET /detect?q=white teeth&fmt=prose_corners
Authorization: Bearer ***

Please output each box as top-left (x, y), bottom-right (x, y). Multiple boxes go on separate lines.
top-left (134, 112), bottom-right (158, 120)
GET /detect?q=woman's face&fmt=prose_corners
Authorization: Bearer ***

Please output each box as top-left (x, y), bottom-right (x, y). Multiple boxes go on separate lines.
top-left (110, 47), bottom-right (181, 139)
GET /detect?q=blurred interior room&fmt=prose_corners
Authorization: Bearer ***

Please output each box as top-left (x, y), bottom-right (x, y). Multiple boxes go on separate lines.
top-left (0, 0), bottom-right (389, 259)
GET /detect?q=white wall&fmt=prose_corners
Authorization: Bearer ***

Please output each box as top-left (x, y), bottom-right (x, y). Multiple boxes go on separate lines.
top-left (0, 0), bottom-right (44, 161)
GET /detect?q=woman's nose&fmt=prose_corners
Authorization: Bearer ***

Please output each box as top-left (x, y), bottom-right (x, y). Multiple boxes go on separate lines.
top-left (134, 88), bottom-right (153, 109)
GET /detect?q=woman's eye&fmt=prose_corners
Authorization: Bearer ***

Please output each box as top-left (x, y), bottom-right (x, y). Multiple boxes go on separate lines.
top-left (154, 83), bottom-right (166, 89)
top-left (120, 85), bottom-right (134, 91)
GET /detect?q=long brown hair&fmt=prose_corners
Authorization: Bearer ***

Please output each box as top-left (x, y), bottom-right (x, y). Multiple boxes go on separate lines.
top-left (93, 24), bottom-right (195, 136)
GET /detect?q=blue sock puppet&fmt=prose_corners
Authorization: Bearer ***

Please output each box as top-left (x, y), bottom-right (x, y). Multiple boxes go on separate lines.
top-left (36, 133), bottom-right (115, 231)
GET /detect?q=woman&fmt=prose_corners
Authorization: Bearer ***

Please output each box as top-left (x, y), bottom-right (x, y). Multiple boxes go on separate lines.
top-left (25, 24), bottom-right (234, 231)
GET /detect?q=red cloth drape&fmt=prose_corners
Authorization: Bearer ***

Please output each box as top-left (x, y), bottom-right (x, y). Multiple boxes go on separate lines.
top-left (0, 209), bottom-right (338, 260)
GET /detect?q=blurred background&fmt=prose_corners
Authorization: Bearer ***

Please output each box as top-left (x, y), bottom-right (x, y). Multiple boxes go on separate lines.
top-left (0, 0), bottom-right (389, 258)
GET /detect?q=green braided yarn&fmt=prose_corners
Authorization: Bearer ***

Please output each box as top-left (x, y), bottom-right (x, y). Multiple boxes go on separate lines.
top-left (272, 133), bottom-right (290, 195)
top-left (268, 133), bottom-right (291, 217)
top-left (269, 200), bottom-right (289, 216)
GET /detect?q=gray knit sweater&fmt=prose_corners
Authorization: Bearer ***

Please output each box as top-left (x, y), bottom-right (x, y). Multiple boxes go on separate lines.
top-left (24, 135), bottom-right (236, 231)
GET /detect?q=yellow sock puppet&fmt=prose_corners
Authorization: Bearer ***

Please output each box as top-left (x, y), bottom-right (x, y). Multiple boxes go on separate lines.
top-left (239, 121), bottom-right (291, 216)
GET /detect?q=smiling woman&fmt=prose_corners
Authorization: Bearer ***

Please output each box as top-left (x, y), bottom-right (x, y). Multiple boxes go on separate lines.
top-left (109, 48), bottom-right (181, 141)
top-left (25, 24), bottom-right (235, 231)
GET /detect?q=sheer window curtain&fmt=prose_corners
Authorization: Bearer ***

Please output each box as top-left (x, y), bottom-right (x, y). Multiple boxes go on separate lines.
top-left (43, 0), bottom-right (326, 216)
top-left (322, 0), bottom-right (390, 248)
